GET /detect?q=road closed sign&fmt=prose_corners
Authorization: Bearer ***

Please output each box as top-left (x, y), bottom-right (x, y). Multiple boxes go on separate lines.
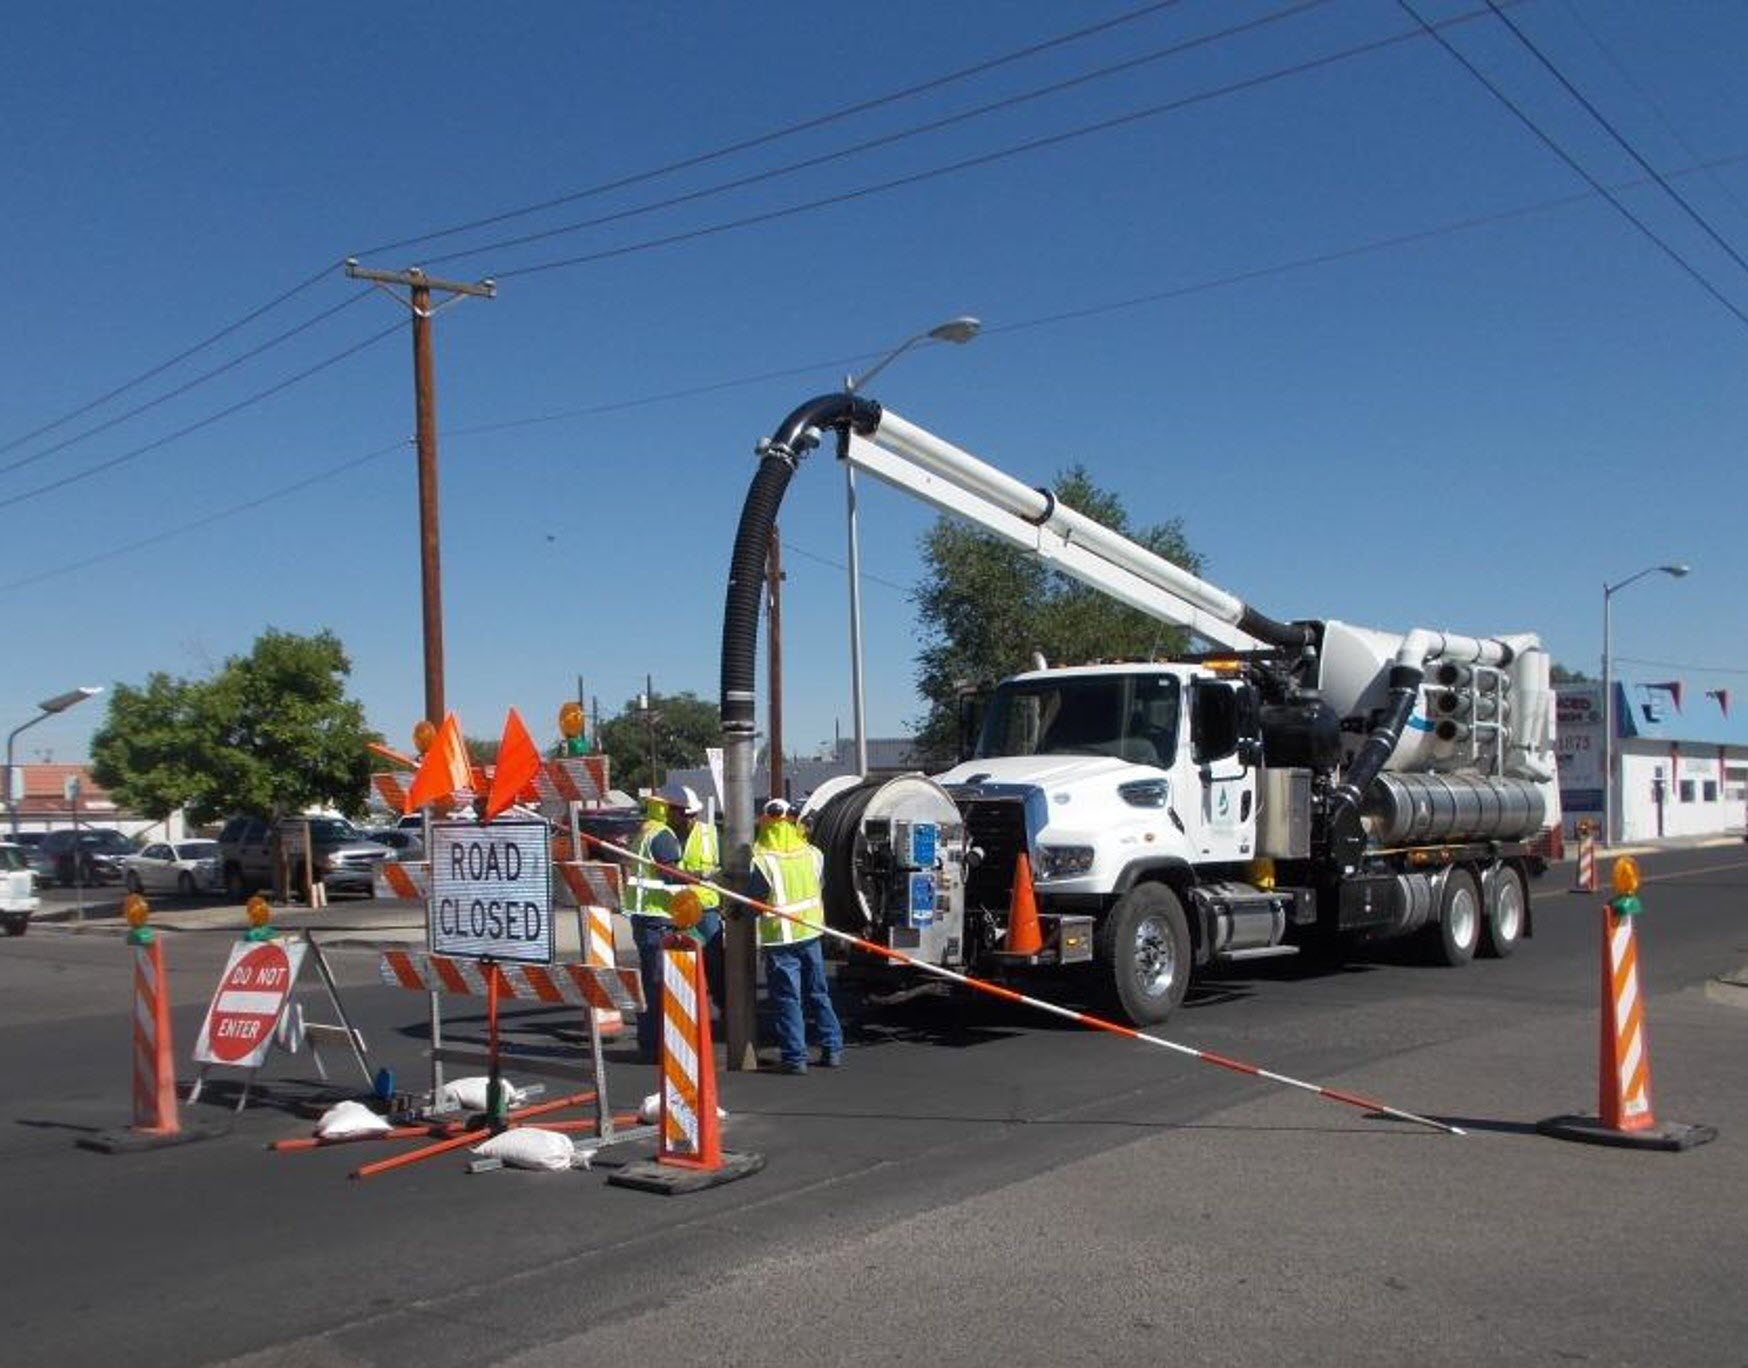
top-left (194, 939), bottom-right (308, 1068)
top-left (429, 820), bottom-right (553, 964)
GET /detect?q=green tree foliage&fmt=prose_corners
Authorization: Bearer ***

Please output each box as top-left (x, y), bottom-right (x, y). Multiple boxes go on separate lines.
top-left (596, 690), bottom-right (720, 796)
top-left (912, 464), bottom-right (1201, 760)
top-left (91, 629), bottom-right (376, 824)
top-left (1550, 663), bottom-right (1592, 684)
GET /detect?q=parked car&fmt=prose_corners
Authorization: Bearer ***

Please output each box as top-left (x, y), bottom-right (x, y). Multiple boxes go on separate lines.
top-left (0, 842), bottom-right (38, 935)
top-left (33, 828), bottom-right (135, 887)
top-left (124, 839), bottom-right (221, 897)
top-left (218, 814), bottom-right (390, 900)
top-left (365, 828), bottom-right (425, 863)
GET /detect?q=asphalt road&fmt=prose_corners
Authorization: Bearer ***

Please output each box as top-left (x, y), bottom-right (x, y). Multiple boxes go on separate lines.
top-left (3, 847), bottom-right (1745, 1366)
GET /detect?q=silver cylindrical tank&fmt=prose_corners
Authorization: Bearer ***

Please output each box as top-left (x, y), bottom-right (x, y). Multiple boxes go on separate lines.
top-left (804, 773), bottom-right (966, 935)
top-left (1364, 772), bottom-right (1547, 845)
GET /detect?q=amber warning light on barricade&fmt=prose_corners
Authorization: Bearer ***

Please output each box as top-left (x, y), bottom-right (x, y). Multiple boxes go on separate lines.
top-left (1612, 856), bottom-right (1640, 899)
top-left (413, 719), bottom-right (437, 755)
top-left (670, 888), bottom-right (704, 932)
top-left (123, 893), bottom-right (149, 929)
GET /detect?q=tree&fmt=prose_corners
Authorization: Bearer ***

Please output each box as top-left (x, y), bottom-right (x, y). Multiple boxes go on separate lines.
top-left (911, 464), bottom-right (1201, 761)
top-left (596, 690), bottom-right (720, 796)
top-left (1550, 663), bottom-right (1592, 684)
top-left (91, 629), bottom-right (377, 825)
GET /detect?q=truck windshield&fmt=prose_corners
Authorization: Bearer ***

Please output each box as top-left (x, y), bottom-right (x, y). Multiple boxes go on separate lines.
top-left (976, 673), bottom-right (1179, 767)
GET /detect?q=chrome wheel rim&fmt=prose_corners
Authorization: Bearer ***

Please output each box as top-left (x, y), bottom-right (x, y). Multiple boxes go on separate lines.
top-left (1134, 914), bottom-right (1178, 998)
top-left (1449, 883), bottom-right (1479, 950)
top-left (1493, 877), bottom-right (1523, 944)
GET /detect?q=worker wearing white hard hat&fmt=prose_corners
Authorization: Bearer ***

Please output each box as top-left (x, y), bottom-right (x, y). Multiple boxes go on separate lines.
top-left (663, 781), bottom-right (724, 1010)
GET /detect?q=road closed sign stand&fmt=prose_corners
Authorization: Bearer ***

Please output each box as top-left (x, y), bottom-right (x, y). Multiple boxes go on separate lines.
top-left (189, 938), bottom-right (310, 1111)
top-left (430, 820), bottom-right (552, 1126)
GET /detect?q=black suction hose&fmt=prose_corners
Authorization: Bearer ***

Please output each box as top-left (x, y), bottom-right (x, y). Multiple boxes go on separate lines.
top-left (719, 393), bottom-right (883, 738)
top-left (1324, 663), bottom-right (1423, 867)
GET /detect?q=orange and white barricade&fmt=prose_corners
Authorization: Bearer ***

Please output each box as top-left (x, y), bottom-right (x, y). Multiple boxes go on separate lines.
top-left (1573, 824), bottom-right (1597, 892)
top-left (1539, 858), bottom-right (1716, 1151)
top-left (534, 756), bottom-right (610, 815)
top-left (555, 860), bottom-right (626, 1037)
top-left (378, 950), bottom-right (642, 1015)
top-left (377, 861), bottom-right (430, 902)
top-left (608, 935), bottom-right (764, 1194)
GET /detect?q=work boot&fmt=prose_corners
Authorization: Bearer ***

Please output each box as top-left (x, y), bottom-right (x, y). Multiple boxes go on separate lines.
top-left (776, 1060), bottom-right (807, 1075)
top-left (820, 1050), bottom-right (843, 1068)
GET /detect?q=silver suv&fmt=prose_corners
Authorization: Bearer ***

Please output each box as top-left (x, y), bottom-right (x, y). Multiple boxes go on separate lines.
top-left (218, 815), bottom-right (390, 900)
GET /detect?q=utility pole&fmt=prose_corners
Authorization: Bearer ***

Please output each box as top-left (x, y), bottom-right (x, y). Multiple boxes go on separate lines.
top-left (767, 527), bottom-right (784, 801)
top-left (345, 260), bottom-right (495, 727)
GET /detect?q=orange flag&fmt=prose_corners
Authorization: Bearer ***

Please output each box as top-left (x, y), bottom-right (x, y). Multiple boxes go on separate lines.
top-left (485, 708), bottom-right (542, 820)
top-left (404, 713), bottom-right (473, 814)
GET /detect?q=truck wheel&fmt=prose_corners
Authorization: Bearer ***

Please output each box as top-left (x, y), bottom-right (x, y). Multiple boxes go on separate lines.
top-left (1480, 865), bottom-right (1525, 959)
top-left (1097, 882), bottom-right (1191, 1025)
top-left (1431, 868), bottom-right (1481, 966)
top-left (3, 915), bottom-right (26, 936)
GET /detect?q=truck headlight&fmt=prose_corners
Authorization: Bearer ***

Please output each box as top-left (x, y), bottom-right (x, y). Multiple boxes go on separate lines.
top-left (1118, 778), bottom-right (1170, 808)
top-left (1037, 845), bottom-right (1095, 880)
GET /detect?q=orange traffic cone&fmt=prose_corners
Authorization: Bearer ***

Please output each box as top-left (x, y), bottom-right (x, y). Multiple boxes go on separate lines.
top-left (608, 936), bottom-right (763, 1194)
top-left (1538, 857), bottom-right (1717, 1152)
top-left (1004, 852), bottom-right (1043, 957)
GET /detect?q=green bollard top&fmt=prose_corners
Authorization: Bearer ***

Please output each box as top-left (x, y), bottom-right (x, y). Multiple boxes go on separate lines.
top-left (1610, 894), bottom-right (1643, 918)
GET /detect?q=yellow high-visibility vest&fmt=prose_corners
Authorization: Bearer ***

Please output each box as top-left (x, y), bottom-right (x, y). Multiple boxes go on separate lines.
top-left (681, 821), bottom-right (721, 909)
top-left (751, 841), bottom-right (825, 947)
top-left (628, 819), bottom-right (679, 918)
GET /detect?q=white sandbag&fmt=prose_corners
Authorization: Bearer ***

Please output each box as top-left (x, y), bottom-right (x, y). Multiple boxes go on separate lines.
top-left (439, 1076), bottom-right (524, 1112)
top-left (315, 1100), bottom-right (392, 1139)
top-left (639, 1091), bottom-right (725, 1124)
top-left (472, 1127), bottom-right (576, 1171)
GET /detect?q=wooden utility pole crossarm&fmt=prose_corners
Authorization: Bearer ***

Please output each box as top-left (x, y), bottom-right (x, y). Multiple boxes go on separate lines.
top-left (344, 261), bottom-right (495, 727)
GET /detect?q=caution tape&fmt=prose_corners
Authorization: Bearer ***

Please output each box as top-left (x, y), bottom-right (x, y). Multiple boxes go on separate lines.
top-left (579, 831), bottom-right (1462, 1137)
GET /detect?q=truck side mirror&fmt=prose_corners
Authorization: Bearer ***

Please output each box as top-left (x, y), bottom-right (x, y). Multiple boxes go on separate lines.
top-left (1191, 681), bottom-right (1242, 766)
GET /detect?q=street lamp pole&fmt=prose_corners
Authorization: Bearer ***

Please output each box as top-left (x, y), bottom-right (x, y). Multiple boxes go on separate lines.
top-left (1602, 563), bottom-right (1689, 845)
top-left (5, 686), bottom-right (102, 838)
top-left (842, 316), bottom-right (981, 775)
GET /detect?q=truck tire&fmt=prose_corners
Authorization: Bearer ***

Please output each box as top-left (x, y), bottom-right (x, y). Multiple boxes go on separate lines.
top-left (1097, 882), bottom-right (1191, 1025)
top-left (1480, 865), bottom-right (1525, 959)
top-left (1431, 868), bottom-right (1481, 967)
top-left (3, 914), bottom-right (27, 936)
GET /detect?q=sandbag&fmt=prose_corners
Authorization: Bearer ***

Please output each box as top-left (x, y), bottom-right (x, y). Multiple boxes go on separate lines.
top-left (473, 1127), bottom-right (575, 1171)
top-left (315, 1100), bottom-right (391, 1139)
top-left (439, 1076), bottom-right (524, 1112)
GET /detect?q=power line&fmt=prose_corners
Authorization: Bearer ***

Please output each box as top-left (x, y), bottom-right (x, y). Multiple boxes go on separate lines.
top-left (1398, 0), bottom-right (1748, 330)
top-left (0, 6), bottom-right (1182, 468)
top-left (424, 0), bottom-right (1331, 271)
top-left (0, 439), bottom-right (410, 595)
top-left (493, 4), bottom-right (1507, 280)
top-left (0, 320), bottom-right (403, 512)
top-left (352, 0), bottom-right (1190, 260)
top-left (0, 288), bottom-right (372, 480)
top-left (0, 260), bottom-right (340, 459)
top-left (10, 145), bottom-right (1747, 591)
top-left (1616, 656), bottom-right (1748, 678)
top-left (1481, 0), bottom-right (1748, 283)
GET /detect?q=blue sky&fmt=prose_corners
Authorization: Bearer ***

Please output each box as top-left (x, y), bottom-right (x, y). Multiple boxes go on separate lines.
top-left (4, 1), bottom-right (1745, 769)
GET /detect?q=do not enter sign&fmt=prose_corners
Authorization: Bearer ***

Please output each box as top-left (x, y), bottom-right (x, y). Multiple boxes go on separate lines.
top-left (194, 939), bottom-right (308, 1068)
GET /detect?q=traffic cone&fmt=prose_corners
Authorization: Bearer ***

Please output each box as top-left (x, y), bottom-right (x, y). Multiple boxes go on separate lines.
top-left (1003, 852), bottom-right (1043, 957)
top-left (132, 934), bottom-right (181, 1136)
top-left (607, 936), bottom-right (763, 1194)
top-left (1572, 827), bottom-right (1597, 892)
top-left (1538, 858), bottom-right (1718, 1152)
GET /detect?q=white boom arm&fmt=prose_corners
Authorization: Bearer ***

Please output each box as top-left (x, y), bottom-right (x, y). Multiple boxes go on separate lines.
top-left (846, 408), bottom-right (1269, 652)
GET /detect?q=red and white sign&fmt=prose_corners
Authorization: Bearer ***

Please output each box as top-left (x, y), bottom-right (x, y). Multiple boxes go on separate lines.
top-left (194, 939), bottom-right (308, 1068)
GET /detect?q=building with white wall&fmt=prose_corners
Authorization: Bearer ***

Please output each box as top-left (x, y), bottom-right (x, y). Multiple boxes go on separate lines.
top-left (1556, 679), bottom-right (1747, 843)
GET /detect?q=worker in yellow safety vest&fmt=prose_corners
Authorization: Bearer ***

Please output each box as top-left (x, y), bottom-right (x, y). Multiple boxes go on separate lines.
top-left (627, 790), bottom-right (688, 1063)
top-left (663, 782), bottom-right (725, 1011)
top-left (748, 798), bottom-right (844, 1074)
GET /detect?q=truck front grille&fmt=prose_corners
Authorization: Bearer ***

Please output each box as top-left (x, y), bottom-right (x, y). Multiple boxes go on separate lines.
top-left (957, 797), bottom-right (1028, 913)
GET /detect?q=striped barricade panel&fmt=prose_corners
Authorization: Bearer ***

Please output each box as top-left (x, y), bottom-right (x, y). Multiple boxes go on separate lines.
top-left (554, 860), bottom-right (622, 910)
top-left (372, 772), bottom-right (414, 814)
top-left (534, 756), bottom-right (611, 813)
top-left (376, 861), bottom-right (430, 902)
top-left (378, 950), bottom-right (643, 1012)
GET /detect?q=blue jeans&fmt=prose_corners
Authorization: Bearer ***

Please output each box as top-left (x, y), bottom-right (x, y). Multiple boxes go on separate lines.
top-left (631, 912), bottom-right (724, 1062)
top-left (763, 936), bottom-right (843, 1068)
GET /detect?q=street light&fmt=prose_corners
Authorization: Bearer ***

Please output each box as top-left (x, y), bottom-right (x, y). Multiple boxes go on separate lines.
top-left (1603, 563), bottom-right (1689, 845)
top-left (6, 686), bottom-right (102, 837)
top-left (841, 316), bottom-right (982, 774)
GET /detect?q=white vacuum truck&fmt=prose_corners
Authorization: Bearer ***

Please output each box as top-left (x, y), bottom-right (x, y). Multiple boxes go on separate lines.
top-left (718, 394), bottom-right (1560, 1026)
